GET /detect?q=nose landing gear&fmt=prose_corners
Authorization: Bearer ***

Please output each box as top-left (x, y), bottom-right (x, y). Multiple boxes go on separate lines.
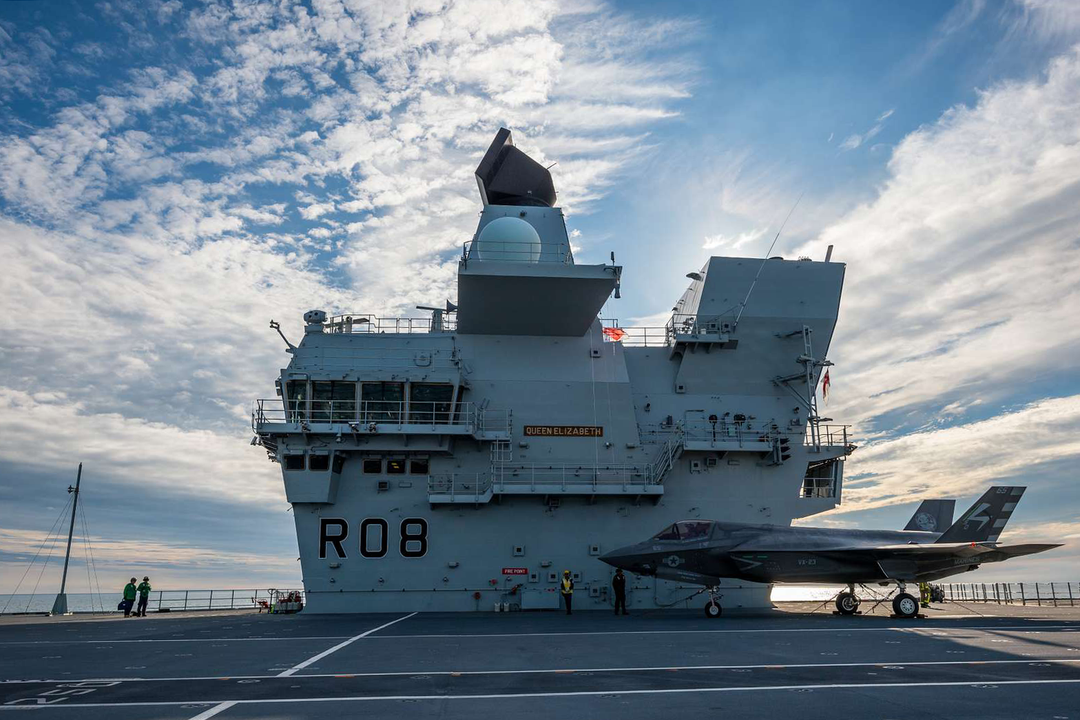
top-left (704, 587), bottom-right (724, 618)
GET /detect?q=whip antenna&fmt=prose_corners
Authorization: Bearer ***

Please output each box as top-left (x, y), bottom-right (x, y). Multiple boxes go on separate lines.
top-left (733, 192), bottom-right (804, 330)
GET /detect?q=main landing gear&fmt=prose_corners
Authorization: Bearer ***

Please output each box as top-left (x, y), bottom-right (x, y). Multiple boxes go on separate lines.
top-left (827, 582), bottom-right (921, 619)
top-left (892, 590), bottom-right (920, 619)
top-left (835, 585), bottom-right (861, 615)
top-left (704, 587), bottom-right (724, 618)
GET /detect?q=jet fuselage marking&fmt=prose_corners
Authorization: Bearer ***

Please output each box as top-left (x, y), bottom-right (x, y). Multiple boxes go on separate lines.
top-left (964, 503), bottom-right (993, 531)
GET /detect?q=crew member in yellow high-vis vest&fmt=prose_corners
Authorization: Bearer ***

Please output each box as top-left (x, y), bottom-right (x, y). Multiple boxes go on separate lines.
top-left (561, 570), bottom-right (574, 615)
top-left (919, 582), bottom-right (931, 608)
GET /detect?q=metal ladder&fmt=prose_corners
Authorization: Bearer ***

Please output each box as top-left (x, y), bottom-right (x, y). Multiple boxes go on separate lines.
top-left (648, 431), bottom-right (685, 485)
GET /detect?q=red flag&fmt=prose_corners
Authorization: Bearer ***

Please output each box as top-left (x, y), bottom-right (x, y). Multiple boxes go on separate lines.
top-left (602, 327), bottom-right (627, 342)
top-left (822, 369), bottom-right (831, 403)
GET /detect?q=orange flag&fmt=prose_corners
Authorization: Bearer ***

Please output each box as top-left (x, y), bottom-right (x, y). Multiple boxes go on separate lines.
top-left (602, 327), bottom-right (627, 342)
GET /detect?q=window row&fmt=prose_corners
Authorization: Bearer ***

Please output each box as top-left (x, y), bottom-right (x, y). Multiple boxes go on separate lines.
top-left (284, 453), bottom-right (346, 473)
top-left (284, 380), bottom-right (456, 423)
top-left (283, 453), bottom-right (429, 475)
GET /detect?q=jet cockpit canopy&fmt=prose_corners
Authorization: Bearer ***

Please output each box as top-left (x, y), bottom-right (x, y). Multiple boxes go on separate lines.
top-left (652, 520), bottom-right (715, 541)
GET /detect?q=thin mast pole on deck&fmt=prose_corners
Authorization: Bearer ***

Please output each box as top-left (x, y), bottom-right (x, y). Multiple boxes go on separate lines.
top-left (50, 463), bottom-right (82, 615)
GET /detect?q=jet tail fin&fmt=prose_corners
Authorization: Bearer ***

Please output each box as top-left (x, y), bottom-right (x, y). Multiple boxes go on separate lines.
top-left (936, 487), bottom-right (1025, 544)
top-left (904, 499), bottom-right (955, 532)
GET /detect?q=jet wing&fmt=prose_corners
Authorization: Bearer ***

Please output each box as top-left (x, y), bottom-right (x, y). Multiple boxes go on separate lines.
top-left (727, 542), bottom-right (1060, 582)
top-left (865, 542), bottom-right (999, 556)
top-left (734, 542), bottom-right (1000, 557)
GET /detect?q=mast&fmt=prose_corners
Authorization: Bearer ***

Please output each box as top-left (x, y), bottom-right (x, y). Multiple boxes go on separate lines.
top-left (50, 463), bottom-right (82, 615)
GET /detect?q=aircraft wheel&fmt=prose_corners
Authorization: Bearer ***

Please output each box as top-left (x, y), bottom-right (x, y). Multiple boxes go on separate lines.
top-left (704, 600), bottom-right (723, 618)
top-left (835, 592), bottom-right (860, 615)
top-left (893, 593), bottom-right (919, 619)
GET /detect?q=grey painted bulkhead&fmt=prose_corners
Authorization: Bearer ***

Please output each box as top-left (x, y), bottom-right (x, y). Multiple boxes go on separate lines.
top-left (256, 253), bottom-right (850, 613)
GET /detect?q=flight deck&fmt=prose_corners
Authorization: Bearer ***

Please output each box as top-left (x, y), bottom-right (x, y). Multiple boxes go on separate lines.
top-left (3, 604), bottom-right (1080, 719)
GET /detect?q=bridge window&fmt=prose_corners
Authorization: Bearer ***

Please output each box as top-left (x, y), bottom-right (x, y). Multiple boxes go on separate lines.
top-left (409, 383), bottom-right (455, 423)
top-left (362, 382), bottom-right (404, 422)
top-left (410, 458), bottom-right (429, 474)
top-left (284, 454), bottom-right (305, 471)
top-left (309, 454), bottom-right (330, 472)
top-left (363, 459), bottom-right (382, 474)
top-left (312, 381), bottom-right (356, 422)
top-left (387, 459), bottom-right (406, 474)
top-left (802, 459), bottom-right (839, 498)
top-left (285, 381), bottom-right (307, 421)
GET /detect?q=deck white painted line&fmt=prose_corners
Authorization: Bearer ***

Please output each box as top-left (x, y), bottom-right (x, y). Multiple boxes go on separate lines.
top-left (185, 701), bottom-right (236, 720)
top-left (0, 636), bottom-right (354, 646)
top-left (276, 612), bottom-right (418, 678)
top-left (6, 657), bottom-right (1080, 685)
top-left (11, 678), bottom-right (1080, 710)
top-left (179, 613), bottom-right (416, 720)
top-left (371, 623), bottom-right (1080, 639)
top-left (3, 622), bottom-right (1075, 646)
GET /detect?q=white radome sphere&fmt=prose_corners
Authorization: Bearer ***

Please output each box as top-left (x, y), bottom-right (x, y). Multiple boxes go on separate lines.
top-left (475, 217), bottom-right (541, 262)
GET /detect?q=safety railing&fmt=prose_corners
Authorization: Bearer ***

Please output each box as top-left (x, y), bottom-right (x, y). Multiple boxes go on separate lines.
top-left (257, 399), bottom-right (451, 425)
top-left (324, 315), bottom-right (456, 334)
top-left (427, 473), bottom-right (494, 503)
top-left (601, 325), bottom-right (668, 347)
top-left (493, 463), bottom-right (654, 491)
top-left (942, 582), bottom-right (1078, 607)
top-left (254, 399), bottom-right (510, 435)
top-left (429, 450), bottom-right (677, 501)
top-left (801, 477), bottom-right (837, 498)
top-left (601, 313), bottom-right (737, 348)
top-left (666, 313), bottom-right (734, 342)
top-left (808, 423), bottom-right (852, 449)
top-left (462, 240), bottom-right (573, 264)
top-left (142, 589), bottom-right (302, 612)
top-left (682, 418), bottom-right (779, 446)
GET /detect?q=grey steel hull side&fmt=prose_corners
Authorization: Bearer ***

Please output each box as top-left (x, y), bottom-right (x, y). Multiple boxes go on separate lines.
top-left (287, 453), bottom-right (826, 613)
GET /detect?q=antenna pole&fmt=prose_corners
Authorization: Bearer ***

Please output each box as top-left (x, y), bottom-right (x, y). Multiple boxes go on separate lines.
top-left (50, 463), bottom-right (81, 615)
top-left (733, 193), bottom-right (804, 331)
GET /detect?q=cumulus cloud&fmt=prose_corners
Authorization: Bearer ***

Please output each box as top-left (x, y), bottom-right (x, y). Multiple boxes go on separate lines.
top-left (0, 0), bottom-right (696, 584)
top-left (833, 395), bottom-right (1080, 514)
top-left (787, 41), bottom-right (1080, 569)
top-left (803, 46), bottom-right (1080, 437)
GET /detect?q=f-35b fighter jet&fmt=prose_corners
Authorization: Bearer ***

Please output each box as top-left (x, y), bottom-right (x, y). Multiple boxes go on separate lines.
top-left (600, 486), bottom-right (1059, 619)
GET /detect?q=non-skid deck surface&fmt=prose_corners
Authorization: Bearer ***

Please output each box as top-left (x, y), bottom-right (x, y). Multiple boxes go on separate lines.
top-left (3, 603), bottom-right (1080, 719)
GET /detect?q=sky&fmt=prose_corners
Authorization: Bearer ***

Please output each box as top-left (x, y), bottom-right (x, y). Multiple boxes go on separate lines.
top-left (2, 0), bottom-right (1079, 601)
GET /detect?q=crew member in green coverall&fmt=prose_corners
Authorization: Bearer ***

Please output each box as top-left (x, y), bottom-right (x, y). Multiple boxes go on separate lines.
top-left (136, 577), bottom-right (152, 617)
top-left (122, 578), bottom-right (137, 617)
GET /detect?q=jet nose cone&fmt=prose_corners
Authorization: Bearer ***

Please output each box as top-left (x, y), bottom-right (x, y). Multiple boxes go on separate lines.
top-left (598, 544), bottom-right (636, 569)
top-left (598, 550), bottom-right (620, 565)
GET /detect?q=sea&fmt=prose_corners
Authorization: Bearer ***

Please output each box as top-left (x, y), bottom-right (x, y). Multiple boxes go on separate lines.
top-left (0, 590), bottom-right (271, 615)
top-left (1, 587), bottom-right (845, 615)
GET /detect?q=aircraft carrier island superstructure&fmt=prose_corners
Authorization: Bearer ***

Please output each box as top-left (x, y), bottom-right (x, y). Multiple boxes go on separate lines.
top-left (252, 129), bottom-right (854, 613)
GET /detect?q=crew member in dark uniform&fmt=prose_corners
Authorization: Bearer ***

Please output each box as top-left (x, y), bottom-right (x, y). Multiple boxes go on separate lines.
top-left (561, 570), bottom-right (574, 615)
top-left (136, 576), bottom-right (152, 617)
top-left (612, 568), bottom-right (628, 615)
top-left (121, 577), bottom-right (137, 617)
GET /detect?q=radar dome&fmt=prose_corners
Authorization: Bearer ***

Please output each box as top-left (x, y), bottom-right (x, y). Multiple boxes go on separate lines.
top-left (474, 217), bottom-right (541, 262)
